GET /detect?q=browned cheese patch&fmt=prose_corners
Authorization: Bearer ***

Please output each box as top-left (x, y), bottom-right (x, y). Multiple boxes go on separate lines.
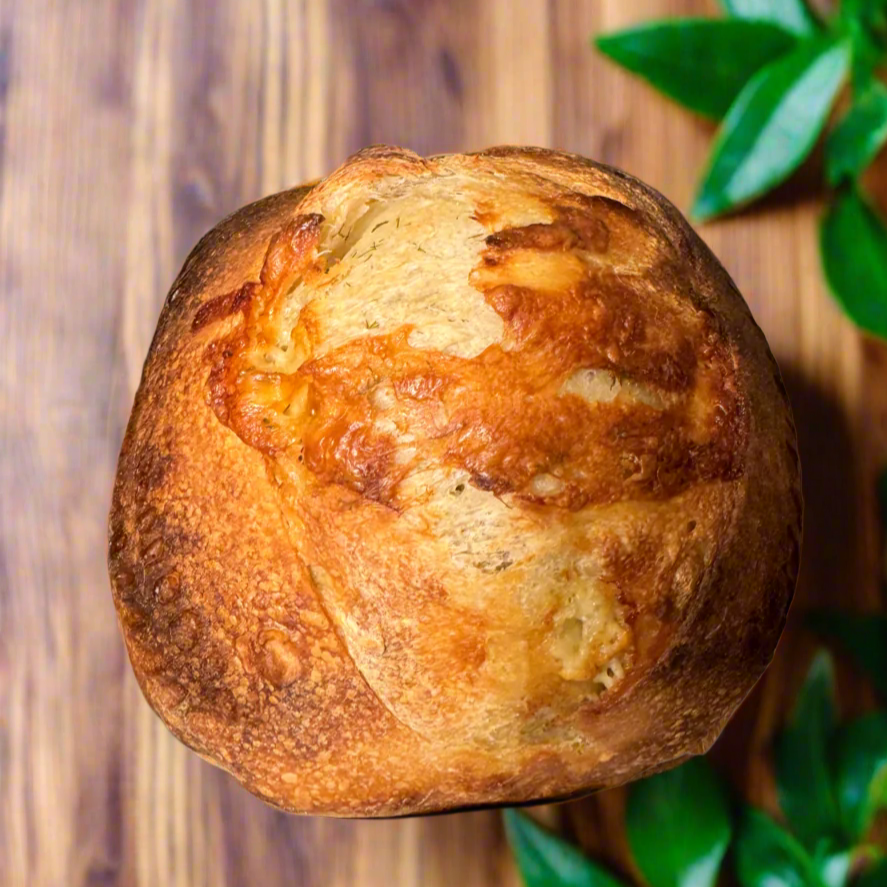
top-left (200, 197), bottom-right (746, 514)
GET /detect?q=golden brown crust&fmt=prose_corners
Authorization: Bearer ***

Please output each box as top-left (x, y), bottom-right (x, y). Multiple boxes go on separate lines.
top-left (109, 146), bottom-right (801, 817)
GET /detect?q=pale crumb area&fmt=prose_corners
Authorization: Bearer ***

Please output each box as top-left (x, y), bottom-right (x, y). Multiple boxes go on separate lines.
top-left (560, 367), bottom-right (671, 409)
top-left (291, 178), bottom-right (510, 359)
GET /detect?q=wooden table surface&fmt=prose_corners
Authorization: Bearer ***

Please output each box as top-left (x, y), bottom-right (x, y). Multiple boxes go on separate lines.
top-left (3, 1), bottom-right (887, 885)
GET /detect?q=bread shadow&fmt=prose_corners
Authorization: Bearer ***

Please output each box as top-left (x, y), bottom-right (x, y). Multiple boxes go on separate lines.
top-left (780, 364), bottom-right (864, 610)
top-left (710, 365), bottom-right (864, 791)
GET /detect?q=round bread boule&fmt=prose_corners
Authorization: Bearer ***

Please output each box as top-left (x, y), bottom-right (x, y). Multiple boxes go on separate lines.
top-left (109, 146), bottom-right (801, 817)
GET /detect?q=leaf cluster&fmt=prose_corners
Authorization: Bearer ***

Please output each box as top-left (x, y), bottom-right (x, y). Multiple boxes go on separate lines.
top-left (595, 0), bottom-right (887, 338)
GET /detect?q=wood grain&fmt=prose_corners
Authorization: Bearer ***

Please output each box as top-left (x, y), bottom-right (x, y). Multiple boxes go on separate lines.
top-left (1, 1), bottom-right (885, 885)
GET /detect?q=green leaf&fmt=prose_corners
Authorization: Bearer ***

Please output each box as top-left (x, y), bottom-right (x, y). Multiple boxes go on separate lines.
top-left (858, 858), bottom-right (887, 887)
top-left (827, 81), bottom-right (887, 184)
top-left (814, 847), bottom-right (854, 887)
top-left (841, 0), bottom-right (887, 19)
top-left (821, 188), bottom-right (887, 340)
top-left (832, 713), bottom-right (887, 841)
top-left (735, 808), bottom-right (819, 887)
top-left (595, 20), bottom-right (797, 120)
top-left (846, 19), bottom-right (884, 92)
top-left (692, 36), bottom-right (851, 221)
top-left (720, 0), bottom-right (820, 37)
top-left (626, 758), bottom-right (732, 887)
top-left (842, 0), bottom-right (887, 89)
top-left (775, 650), bottom-right (840, 849)
top-left (503, 810), bottom-right (627, 887)
top-left (807, 611), bottom-right (887, 700)
top-left (840, 0), bottom-right (887, 40)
